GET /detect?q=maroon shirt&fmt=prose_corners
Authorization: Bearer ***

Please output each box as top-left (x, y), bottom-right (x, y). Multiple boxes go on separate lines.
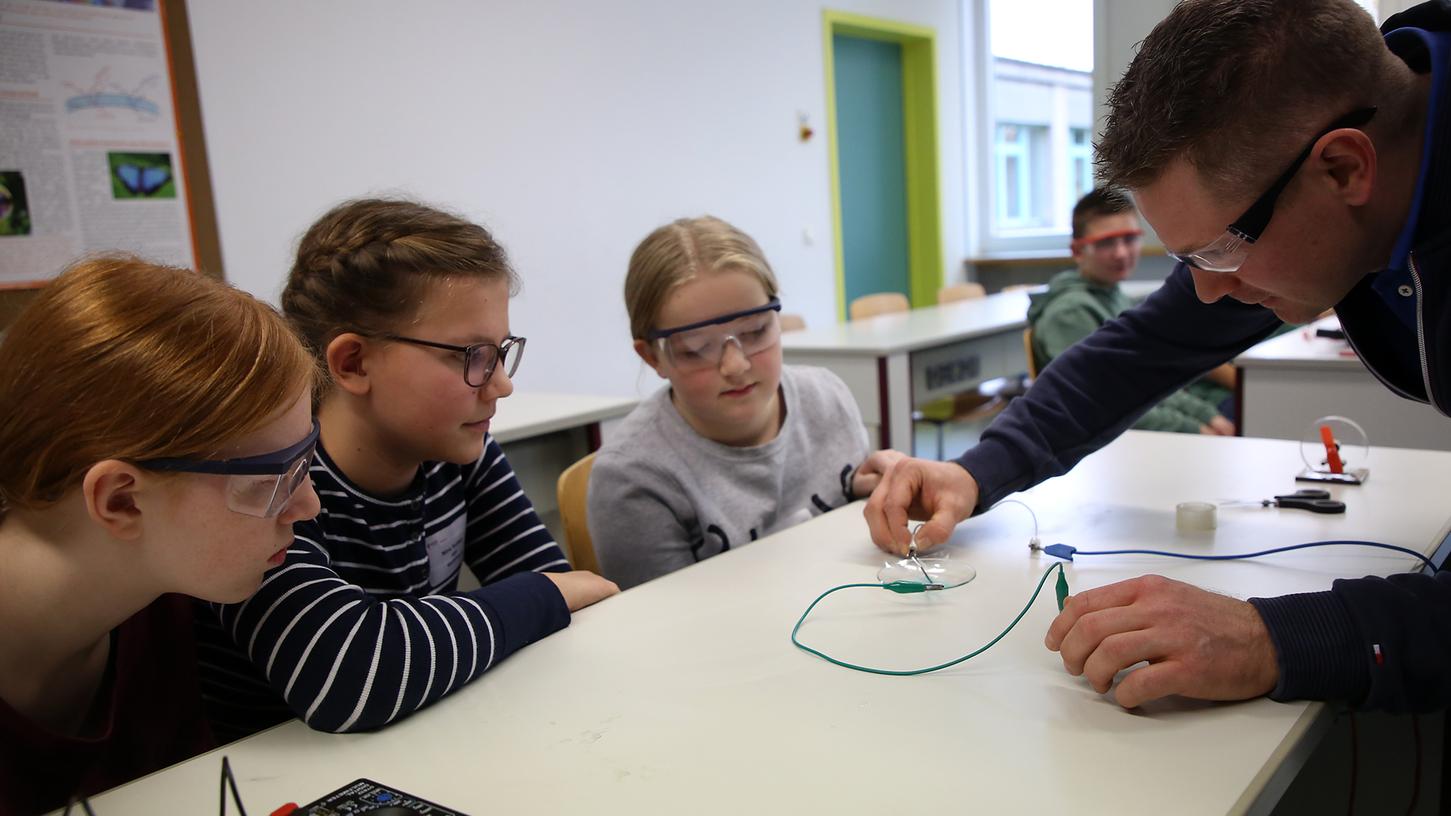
top-left (0, 594), bottom-right (215, 815)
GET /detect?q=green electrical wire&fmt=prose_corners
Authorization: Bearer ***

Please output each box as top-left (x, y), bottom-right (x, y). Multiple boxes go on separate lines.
top-left (791, 562), bottom-right (1070, 676)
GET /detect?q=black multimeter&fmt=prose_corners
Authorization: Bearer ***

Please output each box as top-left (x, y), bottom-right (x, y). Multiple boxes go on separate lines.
top-left (298, 779), bottom-right (467, 815)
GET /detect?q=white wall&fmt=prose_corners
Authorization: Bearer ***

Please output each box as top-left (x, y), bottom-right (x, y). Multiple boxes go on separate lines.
top-left (1091, 0), bottom-right (1173, 252)
top-left (186, 0), bottom-right (965, 398)
top-left (1092, 0), bottom-right (1173, 139)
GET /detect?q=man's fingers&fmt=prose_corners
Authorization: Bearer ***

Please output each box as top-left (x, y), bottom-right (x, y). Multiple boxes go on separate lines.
top-left (1112, 660), bottom-right (1189, 709)
top-left (1052, 605), bottom-right (1150, 674)
top-left (1046, 576), bottom-right (1158, 649)
top-left (864, 467), bottom-right (899, 548)
top-left (865, 459), bottom-right (979, 557)
top-left (880, 464), bottom-right (925, 555)
top-left (1067, 575), bottom-right (1166, 616)
top-left (1080, 630), bottom-right (1166, 693)
top-left (912, 504), bottom-right (960, 552)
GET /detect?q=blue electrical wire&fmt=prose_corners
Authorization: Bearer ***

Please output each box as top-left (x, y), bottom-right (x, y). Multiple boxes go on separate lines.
top-left (1041, 539), bottom-right (1437, 572)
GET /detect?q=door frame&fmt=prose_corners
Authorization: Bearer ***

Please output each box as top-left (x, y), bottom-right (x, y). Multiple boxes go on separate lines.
top-left (822, 11), bottom-right (943, 319)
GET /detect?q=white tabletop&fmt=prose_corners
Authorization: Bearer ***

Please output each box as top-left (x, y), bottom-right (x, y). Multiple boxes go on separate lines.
top-left (77, 432), bottom-right (1451, 815)
top-left (488, 391), bottom-right (638, 444)
top-left (1236, 317), bottom-right (1364, 372)
top-left (782, 290), bottom-right (1033, 355)
top-left (782, 280), bottom-right (1164, 357)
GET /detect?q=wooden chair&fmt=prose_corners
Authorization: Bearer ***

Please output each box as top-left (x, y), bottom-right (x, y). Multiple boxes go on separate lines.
top-left (779, 313), bottom-right (807, 332)
top-left (849, 292), bottom-right (910, 321)
top-left (937, 282), bottom-right (986, 304)
top-left (1000, 283), bottom-right (1039, 293)
top-left (1023, 327), bottom-right (1040, 380)
top-left (555, 452), bottom-right (600, 574)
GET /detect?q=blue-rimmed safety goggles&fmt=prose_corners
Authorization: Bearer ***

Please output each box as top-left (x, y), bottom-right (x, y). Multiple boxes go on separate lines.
top-left (646, 298), bottom-right (783, 372)
top-left (139, 418), bottom-right (319, 518)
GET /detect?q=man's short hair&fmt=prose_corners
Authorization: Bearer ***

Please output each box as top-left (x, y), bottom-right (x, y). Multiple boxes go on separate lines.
top-left (1072, 187), bottom-right (1136, 239)
top-left (1096, 0), bottom-right (1387, 196)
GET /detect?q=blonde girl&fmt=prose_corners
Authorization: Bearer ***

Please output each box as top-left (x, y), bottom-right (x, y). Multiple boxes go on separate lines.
top-left (590, 216), bottom-right (900, 589)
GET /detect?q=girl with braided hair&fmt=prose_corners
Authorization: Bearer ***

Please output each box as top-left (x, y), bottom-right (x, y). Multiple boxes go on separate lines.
top-left (196, 198), bottom-right (617, 739)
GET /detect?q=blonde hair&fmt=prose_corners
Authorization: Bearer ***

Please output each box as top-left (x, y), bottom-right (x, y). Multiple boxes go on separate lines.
top-left (0, 255), bottom-right (316, 518)
top-left (624, 216), bottom-right (779, 339)
top-left (282, 198), bottom-right (517, 373)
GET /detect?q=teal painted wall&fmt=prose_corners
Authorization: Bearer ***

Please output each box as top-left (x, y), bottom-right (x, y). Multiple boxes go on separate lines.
top-left (832, 34), bottom-right (910, 317)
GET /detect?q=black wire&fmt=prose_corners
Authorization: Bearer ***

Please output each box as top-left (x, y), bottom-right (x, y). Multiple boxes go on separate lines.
top-left (63, 798), bottom-right (97, 816)
top-left (1347, 712), bottom-right (1358, 816)
top-left (220, 756), bottom-right (248, 816)
top-left (1407, 714), bottom-right (1421, 815)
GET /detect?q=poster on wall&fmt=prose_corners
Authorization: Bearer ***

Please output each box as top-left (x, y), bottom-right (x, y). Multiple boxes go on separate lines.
top-left (0, 0), bottom-right (195, 287)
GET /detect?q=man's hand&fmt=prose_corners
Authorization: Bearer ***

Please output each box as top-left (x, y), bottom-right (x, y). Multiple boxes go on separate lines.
top-left (863, 457), bottom-right (979, 557)
top-left (1044, 575), bottom-right (1279, 708)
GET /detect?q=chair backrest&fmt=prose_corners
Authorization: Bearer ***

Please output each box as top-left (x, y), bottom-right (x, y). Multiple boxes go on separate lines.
top-left (779, 313), bottom-right (807, 332)
top-left (1023, 327), bottom-right (1040, 380)
top-left (556, 451), bottom-right (599, 573)
top-left (937, 282), bottom-right (986, 304)
top-left (849, 292), bottom-right (910, 320)
top-left (1001, 283), bottom-right (1038, 293)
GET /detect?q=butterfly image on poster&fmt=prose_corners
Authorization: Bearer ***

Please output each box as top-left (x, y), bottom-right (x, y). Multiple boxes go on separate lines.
top-left (114, 163), bottom-right (171, 196)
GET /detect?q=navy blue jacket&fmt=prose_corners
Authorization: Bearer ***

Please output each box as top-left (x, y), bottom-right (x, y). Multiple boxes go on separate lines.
top-left (959, 7), bottom-right (1451, 713)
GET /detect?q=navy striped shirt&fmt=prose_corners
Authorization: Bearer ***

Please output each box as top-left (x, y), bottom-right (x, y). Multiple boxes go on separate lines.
top-left (196, 436), bottom-right (570, 738)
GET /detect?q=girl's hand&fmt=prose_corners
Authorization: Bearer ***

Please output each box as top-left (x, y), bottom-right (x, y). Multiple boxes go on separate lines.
top-left (544, 570), bottom-right (621, 611)
top-left (851, 449), bottom-right (909, 498)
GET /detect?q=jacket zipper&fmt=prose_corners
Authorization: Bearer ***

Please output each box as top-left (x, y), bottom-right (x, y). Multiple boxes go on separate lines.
top-left (1408, 253), bottom-right (1443, 415)
top-left (1340, 252), bottom-right (1440, 412)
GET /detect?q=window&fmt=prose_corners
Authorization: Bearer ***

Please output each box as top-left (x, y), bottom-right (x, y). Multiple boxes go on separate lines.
top-left (975, 0), bottom-right (1094, 253)
top-left (994, 123), bottom-right (1033, 227)
top-left (1068, 127), bottom-right (1092, 204)
top-left (969, 0), bottom-right (1379, 257)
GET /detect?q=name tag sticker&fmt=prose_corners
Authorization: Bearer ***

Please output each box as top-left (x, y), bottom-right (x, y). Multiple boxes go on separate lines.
top-left (426, 515), bottom-right (467, 587)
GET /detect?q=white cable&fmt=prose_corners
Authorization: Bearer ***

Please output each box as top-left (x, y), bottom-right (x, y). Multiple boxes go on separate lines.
top-left (993, 498), bottom-right (1040, 548)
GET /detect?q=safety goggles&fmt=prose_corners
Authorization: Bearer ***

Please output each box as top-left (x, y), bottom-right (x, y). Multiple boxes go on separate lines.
top-left (1071, 228), bottom-right (1142, 253)
top-left (646, 298), bottom-right (782, 372)
top-left (139, 418), bottom-right (320, 518)
top-left (1167, 107), bottom-right (1377, 273)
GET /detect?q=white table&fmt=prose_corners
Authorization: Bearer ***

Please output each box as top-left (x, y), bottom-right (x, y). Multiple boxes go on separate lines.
top-left (77, 432), bottom-right (1451, 815)
top-left (490, 391), bottom-right (638, 447)
top-left (784, 281), bottom-right (1162, 451)
top-left (1235, 317), bottom-right (1451, 451)
top-left (488, 392), bottom-right (637, 545)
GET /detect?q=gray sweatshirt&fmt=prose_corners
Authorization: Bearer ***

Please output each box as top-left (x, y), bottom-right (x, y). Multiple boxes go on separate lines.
top-left (589, 365), bottom-right (870, 589)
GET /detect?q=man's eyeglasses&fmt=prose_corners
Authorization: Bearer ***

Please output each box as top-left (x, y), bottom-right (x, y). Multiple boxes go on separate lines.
top-left (139, 418), bottom-right (319, 518)
top-left (646, 298), bottom-right (782, 373)
top-left (1168, 106), bottom-right (1377, 274)
top-left (380, 334), bottom-right (526, 387)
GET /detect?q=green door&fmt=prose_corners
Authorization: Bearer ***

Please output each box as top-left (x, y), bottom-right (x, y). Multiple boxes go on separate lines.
top-left (832, 34), bottom-right (911, 318)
